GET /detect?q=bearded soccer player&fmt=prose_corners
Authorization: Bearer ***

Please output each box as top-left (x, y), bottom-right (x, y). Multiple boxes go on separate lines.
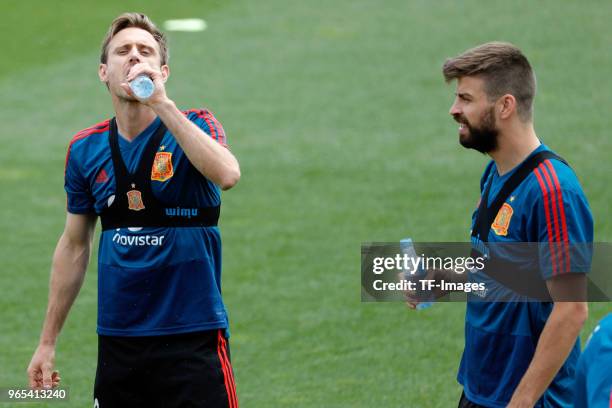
top-left (409, 43), bottom-right (593, 408)
top-left (27, 13), bottom-right (240, 407)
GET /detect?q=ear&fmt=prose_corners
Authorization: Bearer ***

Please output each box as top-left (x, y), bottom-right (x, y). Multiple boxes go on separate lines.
top-left (498, 94), bottom-right (516, 120)
top-left (98, 63), bottom-right (108, 83)
top-left (160, 65), bottom-right (170, 83)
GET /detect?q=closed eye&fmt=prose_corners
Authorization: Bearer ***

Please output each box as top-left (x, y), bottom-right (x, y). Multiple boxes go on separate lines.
top-left (139, 46), bottom-right (154, 56)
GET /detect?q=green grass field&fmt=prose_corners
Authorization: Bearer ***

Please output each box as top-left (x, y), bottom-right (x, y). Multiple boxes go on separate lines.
top-left (0, 1), bottom-right (610, 406)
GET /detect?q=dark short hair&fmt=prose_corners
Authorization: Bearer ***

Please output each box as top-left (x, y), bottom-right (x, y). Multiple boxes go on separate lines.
top-left (442, 42), bottom-right (536, 122)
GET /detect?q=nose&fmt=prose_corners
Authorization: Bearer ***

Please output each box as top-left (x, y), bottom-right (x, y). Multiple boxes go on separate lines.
top-left (449, 99), bottom-right (461, 116)
top-left (128, 46), bottom-right (141, 64)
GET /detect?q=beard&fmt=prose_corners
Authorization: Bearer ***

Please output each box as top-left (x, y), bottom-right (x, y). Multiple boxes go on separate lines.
top-left (455, 106), bottom-right (498, 154)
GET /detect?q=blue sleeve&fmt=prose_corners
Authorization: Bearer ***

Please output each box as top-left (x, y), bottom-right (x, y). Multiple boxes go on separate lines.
top-left (185, 109), bottom-right (228, 147)
top-left (530, 160), bottom-right (593, 279)
top-left (64, 144), bottom-right (95, 214)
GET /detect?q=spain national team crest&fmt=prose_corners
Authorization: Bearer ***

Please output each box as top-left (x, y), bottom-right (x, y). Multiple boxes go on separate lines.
top-left (492, 203), bottom-right (513, 236)
top-left (151, 152), bottom-right (173, 182)
top-left (127, 186), bottom-right (145, 211)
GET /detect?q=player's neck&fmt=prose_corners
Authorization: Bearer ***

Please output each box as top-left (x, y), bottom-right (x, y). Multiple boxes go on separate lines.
top-left (489, 122), bottom-right (540, 176)
top-left (112, 98), bottom-right (158, 141)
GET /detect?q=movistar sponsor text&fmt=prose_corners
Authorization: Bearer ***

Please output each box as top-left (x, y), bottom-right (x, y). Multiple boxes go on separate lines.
top-left (112, 232), bottom-right (165, 246)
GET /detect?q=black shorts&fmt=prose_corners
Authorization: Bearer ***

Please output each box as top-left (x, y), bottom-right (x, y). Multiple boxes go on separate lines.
top-left (458, 391), bottom-right (487, 408)
top-left (94, 329), bottom-right (238, 408)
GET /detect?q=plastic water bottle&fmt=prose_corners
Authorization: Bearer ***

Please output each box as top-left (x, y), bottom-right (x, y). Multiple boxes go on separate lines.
top-left (400, 238), bottom-right (433, 310)
top-left (129, 75), bottom-right (155, 99)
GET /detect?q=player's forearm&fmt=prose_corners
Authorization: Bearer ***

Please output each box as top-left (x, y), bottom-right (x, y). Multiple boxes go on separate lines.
top-left (509, 302), bottom-right (587, 407)
top-left (39, 234), bottom-right (91, 346)
top-left (151, 98), bottom-right (240, 190)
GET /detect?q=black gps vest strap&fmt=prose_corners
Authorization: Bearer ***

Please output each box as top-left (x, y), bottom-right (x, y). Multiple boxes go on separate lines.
top-left (107, 117), bottom-right (167, 192)
top-left (472, 150), bottom-right (568, 243)
top-left (99, 117), bottom-right (220, 231)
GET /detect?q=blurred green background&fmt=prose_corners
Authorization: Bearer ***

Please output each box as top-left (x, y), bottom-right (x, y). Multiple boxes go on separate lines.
top-left (0, 0), bottom-right (609, 406)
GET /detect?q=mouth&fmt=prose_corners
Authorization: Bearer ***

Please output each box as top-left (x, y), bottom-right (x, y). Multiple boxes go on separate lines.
top-left (124, 64), bottom-right (137, 79)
